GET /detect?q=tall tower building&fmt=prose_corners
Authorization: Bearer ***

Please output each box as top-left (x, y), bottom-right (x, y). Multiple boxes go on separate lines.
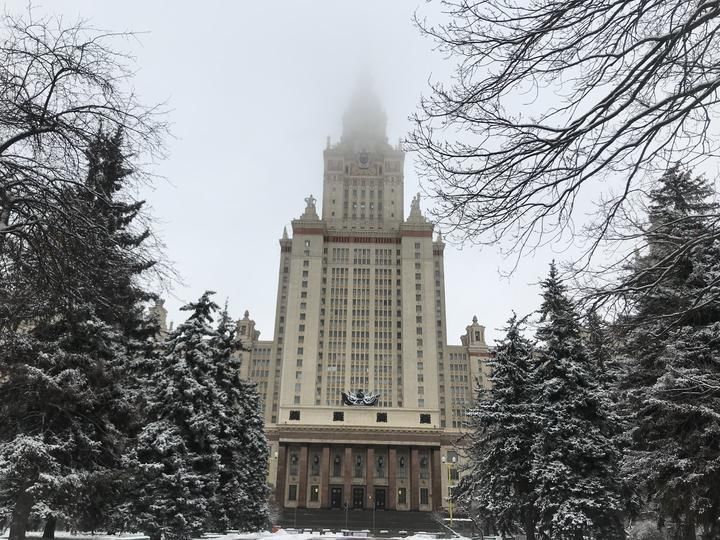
top-left (241, 85), bottom-right (492, 513)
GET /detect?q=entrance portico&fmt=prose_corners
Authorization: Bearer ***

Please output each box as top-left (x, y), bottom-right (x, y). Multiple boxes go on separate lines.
top-left (270, 426), bottom-right (447, 512)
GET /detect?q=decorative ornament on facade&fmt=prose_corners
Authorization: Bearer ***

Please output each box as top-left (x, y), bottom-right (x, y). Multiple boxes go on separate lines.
top-left (341, 390), bottom-right (380, 406)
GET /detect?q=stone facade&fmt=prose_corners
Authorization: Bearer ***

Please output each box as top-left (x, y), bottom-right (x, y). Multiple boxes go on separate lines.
top-left (237, 85), bottom-right (493, 511)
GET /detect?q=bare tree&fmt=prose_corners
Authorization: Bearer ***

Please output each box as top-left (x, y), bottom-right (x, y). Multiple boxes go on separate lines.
top-left (0, 8), bottom-right (167, 327)
top-left (408, 0), bottom-right (720, 274)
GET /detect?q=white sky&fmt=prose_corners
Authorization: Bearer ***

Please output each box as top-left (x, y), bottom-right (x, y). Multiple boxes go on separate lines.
top-left (11, 0), bottom-right (569, 345)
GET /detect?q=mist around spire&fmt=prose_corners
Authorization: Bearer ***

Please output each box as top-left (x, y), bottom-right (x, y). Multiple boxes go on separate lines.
top-left (342, 73), bottom-right (387, 144)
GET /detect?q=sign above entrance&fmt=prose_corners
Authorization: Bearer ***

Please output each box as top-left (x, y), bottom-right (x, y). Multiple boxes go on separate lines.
top-left (341, 390), bottom-right (380, 406)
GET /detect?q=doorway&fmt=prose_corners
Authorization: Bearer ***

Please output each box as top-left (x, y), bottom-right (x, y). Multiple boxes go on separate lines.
top-left (330, 487), bottom-right (343, 509)
top-left (352, 487), bottom-right (364, 509)
top-left (374, 488), bottom-right (386, 510)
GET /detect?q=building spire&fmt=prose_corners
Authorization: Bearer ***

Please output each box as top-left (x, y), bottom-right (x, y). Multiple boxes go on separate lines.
top-left (342, 74), bottom-right (387, 144)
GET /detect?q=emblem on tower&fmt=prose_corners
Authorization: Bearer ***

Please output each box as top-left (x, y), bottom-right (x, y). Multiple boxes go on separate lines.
top-left (341, 390), bottom-right (380, 406)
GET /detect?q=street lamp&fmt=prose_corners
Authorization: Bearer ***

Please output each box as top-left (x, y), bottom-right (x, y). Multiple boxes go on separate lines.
top-left (368, 493), bottom-right (375, 534)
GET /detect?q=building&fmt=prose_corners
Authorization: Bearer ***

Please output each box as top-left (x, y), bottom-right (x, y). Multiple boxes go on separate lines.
top-left (236, 85), bottom-right (492, 512)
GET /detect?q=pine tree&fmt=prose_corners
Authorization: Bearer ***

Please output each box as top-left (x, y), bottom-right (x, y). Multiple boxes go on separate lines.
top-left (0, 128), bottom-right (158, 540)
top-left (131, 292), bottom-right (224, 540)
top-left (456, 314), bottom-right (538, 539)
top-left (208, 306), bottom-right (269, 532)
top-left (618, 166), bottom-right (720, 540)
top-left (531, 263), bottom-right (626, 539)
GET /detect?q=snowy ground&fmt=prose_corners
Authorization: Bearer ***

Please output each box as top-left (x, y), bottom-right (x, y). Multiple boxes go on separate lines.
top-left (1, 529), bottom-right (471, 540)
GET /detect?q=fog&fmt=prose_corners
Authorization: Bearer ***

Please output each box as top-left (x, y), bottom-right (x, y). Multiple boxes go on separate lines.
top-left (8, 0), bottom-right (569, 344)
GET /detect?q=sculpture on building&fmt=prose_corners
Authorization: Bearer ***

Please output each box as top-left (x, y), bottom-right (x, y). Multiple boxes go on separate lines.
top-left (341, 389), bottom-right (380, 406)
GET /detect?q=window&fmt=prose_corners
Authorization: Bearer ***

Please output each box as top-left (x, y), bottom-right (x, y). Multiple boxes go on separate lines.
top-left (310, 485), bottom-right (319, 502)
top-left (311, 453), bottom-right (321, 476)
top-left (354, 454), bottom-right (364, 478)
top-left (289, 452), bottom-right (299, 475)
top-left (398, 455), bottom-right (407, 478)
top-left (289, 410), bottom-right (300, 420)
top-left (333, 454), bottom-right (342, 477)
top-left (420, 413), bottom-right (431, 424)
top-left (375, 454), bottom-right (386, 477)
top-left (333, 411), bottom-right (344, 421)
top-left (398, 487), bottom-right (407, 505)
top-left (288, 484), bottom-right (298, 501)
top-left (420, 488), bottom-right (429, 505)
top-left (420, 455), bottom-right (430, 479)
top-left (305, 240), bottom-right (311, 247)
top-left (376, 412), bottom-right (388, 423)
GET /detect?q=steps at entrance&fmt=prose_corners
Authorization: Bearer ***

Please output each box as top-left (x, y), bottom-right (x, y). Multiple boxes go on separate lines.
top-left (276, 509), bottom-right (445, 535)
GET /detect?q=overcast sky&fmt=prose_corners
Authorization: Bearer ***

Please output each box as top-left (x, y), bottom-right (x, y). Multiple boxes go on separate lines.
top-left (10, 0), bottom-right (570, 344)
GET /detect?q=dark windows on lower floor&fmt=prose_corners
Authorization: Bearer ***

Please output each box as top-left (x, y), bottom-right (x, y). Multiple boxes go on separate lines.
top-left (397, 487), bottom-right (407, 505)
top-left (420, 487), bottom-right (429, 505)
top-left (288, 484), bottom-right (298, 501)
top-left (310, 485), bottom-right (319, 502)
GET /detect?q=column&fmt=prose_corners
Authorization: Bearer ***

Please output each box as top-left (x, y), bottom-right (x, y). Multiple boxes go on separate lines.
top-left (343, 446), bottom-right (352, 507)
top-left (276, 444), bottom-right (287, 507)
top-left (431, 448), bottom-right (442, 510)
top-left (410, 447), bottom-right (420, 511)
top-left (320, 445), bottom-right (330, 508)
top-left (366, 447), bottom-right (375, 509)
top-left (388, 447), bottom-right (397, 510)
top-left (298, 445), bottom-right (309, 508)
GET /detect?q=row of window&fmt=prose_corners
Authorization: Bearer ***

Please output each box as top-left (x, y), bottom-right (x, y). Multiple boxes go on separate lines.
top-left (287, 485), bottom-right (429, 506)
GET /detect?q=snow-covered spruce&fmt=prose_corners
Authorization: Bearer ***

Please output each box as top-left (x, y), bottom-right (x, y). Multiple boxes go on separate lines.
top-left (530, 264), bottom-right (626, 540)
top-left (617, 166), bottom-right (720, 539)
top-left (129, 293), bottom-right (269, 540)
top-left (456, 313), bottom-right (539, 539)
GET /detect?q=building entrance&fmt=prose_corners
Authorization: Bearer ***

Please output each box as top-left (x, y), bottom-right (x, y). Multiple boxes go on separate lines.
top-left (352, 487), bottom-right (364, 509)
top-left (374, 488), bottom-right (386, 510)
top-left (330, 487), bottom-right (343, 509)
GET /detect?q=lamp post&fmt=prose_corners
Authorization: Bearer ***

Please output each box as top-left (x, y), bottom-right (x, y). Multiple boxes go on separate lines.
top-left (368, 493), bottom-right (375, 534)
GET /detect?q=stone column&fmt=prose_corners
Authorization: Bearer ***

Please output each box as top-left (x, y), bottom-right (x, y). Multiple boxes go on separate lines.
top-left (298, 445), bottom-right (309, 508)
top-left (366, 447), bottom-right (375, 509)
top-left (320, 445), bottom-right (330, 509)
top-left (276, 444), bottom-right (287, 507)
top-left (410, 447), bottom-right (420, 511)
top-left (431, 448), bottom-right (442, 510)
top-left (343, 446), bottom-right (352, 507)
top-left (388, 447), bottom-right (397, 510)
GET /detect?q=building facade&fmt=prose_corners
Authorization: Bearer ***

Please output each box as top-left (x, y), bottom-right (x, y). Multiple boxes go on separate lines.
top-left (237, 87), bottom-right (492, 512)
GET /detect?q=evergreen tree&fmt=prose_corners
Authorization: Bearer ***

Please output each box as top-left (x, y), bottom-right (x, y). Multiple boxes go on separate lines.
top-left (618, 166), bottom-right (720, 539)
top-left (530, 263), bottom-right (626, 539)
top-left (0, 128), bottom-right (158, 539)
top-left (456, 314), bottom-right (538, 539)
top-left (208, 306), bottom-right (269, 532)
top-left (131, 292), bottom-right (224, 540)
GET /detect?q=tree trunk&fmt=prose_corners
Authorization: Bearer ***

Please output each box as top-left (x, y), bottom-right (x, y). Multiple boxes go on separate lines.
top-left (42, 515), bottom-right (56, 539)
top-left (683, 513), bottom-right (697, 540)
top-left (8, 491), bottom-right (33, 540)
top-left (524, 513), bottom-right (536, 540)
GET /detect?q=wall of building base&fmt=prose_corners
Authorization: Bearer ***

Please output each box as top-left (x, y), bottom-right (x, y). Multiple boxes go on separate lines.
top-left (272, 442), bottom-right (443, 512)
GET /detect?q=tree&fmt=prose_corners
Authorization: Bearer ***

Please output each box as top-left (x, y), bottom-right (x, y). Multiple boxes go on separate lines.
top-left (0, 314), bottom-right (134, 540)
top-left (0, 119), bottom-right (163, 538)
top-left (617, 167), bottom-right (720, 540)
top-left (530, 263), bottom-right (626, 539)
top-left (408, 0), bottom-right (720, 282)
top-left (455, 313), bottom-right (538, 539)
top-left (208, 306), bottom-right (269, 532)
top-left (0, 8), bottom-right (166, 330)
top-left (131, 293), bottom-right (224, 540)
